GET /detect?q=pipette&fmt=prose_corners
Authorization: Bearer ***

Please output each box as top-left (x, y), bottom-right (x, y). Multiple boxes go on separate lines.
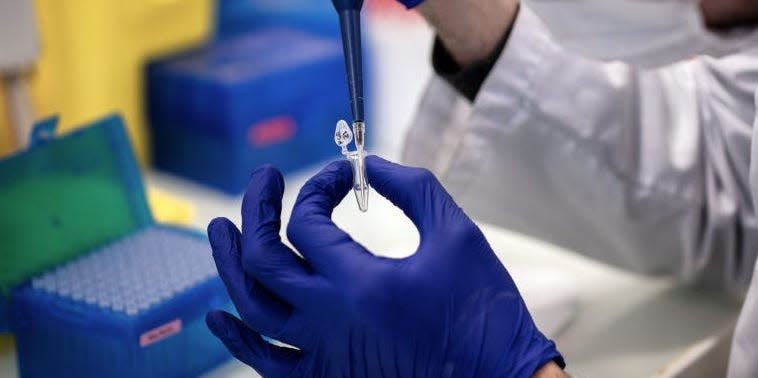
top-left (332, 0), bottom-right (369, 212)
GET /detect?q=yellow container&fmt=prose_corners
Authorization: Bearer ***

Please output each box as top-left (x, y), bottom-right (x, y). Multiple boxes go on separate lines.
top-left (0, 0), bottom-right (207, 225)
top-left (147, 187), bottom-right (196, 227)
top-left (0, 334), bottom-right (14, 372)
top-left (0, 91), bottom-right (14, 155)
top-left (0, 0), bottom-right (212, 164)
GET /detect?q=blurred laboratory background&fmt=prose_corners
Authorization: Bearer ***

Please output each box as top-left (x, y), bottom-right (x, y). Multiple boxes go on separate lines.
top-left (0, 1), bottom-right (743, 377)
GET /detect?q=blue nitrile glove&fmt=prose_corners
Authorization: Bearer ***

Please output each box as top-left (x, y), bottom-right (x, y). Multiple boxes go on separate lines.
top-left (206, 156), bottom-right (564, 377)
top-left (335, 0), bottom-right (424, 10)
top-left (397, 0), bottom-right (424, 9)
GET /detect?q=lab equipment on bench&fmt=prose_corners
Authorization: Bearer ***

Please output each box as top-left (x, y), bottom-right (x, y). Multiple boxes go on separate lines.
top-left (0, 115), bottom-right (232, 378)
top-left (147, 29), bottom-right (352, 194)
top-left (332, 0), bottom-right (370, 212)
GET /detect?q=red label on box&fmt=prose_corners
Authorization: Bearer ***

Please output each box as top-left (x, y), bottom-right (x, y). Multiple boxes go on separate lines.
top-left (140, 319), bottom-right (182, 347)
top-left (248, 116), bottom-right (297, 147)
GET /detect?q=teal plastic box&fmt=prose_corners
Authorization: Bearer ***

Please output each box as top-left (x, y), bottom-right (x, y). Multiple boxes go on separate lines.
top-left (0, 115), bottom-right (232, 378)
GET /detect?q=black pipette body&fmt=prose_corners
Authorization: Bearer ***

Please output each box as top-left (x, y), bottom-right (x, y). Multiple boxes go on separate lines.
top-left (332, 0), bottom-right (365, 123)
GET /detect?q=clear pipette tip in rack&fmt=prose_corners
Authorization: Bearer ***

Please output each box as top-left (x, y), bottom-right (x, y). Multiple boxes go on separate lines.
top-left (334, 119), bottom-right (369, 212)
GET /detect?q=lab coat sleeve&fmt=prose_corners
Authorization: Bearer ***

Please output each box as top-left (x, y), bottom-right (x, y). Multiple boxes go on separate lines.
top-left (402, 5), bottom-right (758, 294)
top-left (730, 261), bottom-right (758, 377)
top-left (727, 93), bottom-right (758, 378)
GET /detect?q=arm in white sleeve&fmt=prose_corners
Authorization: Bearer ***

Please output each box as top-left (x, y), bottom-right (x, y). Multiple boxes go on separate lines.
top-left (402, 5), bottom-right (758, 294)
top-left (730, 260), bottom-right (758, 377)
top-left (727, 92), bottom-right (758, 378)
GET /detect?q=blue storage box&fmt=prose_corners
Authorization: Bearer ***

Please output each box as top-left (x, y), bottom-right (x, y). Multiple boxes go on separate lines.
top-left (148, 29), bottom-right (357, 194)
top-left (216, 0), bottom-right (339, 39)
top-left (1, 115), bottom-right (232, 378)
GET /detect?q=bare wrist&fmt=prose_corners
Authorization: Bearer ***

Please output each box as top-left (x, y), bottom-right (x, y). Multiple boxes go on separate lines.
top-left (417, 0), bottom-right (519, 67)
top-left (532, 361), bottom-right (568, 378)
top-left (700, 0), bottom-right (758, 29)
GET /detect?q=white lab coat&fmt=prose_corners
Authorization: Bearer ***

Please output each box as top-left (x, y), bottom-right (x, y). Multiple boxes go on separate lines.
top-left (401, 6), bottom-right (758, 377)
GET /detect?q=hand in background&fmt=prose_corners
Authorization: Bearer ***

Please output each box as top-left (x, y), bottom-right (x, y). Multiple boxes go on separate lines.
top-left (402, 0), bottom-right (520, 67)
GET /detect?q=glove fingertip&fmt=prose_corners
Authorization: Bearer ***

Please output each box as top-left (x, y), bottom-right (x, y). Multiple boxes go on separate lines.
top-left (365, 154), bottom-right (387, 165)
top-left (294, 159), bottom-right (353, 208)
top-left (323, 159), bottom-right (352, 182)
top-left (249, 164), bottom-right (283, 182)
top-left (364, 155), bottom-right (407, 183)
top-left (207, 218), bottom-right (235, 251)
top-left (399, 0), bottom-right (425, 9)
top-left (206, 310), bottom-right (229, 337)
top-left (246, 165), bottom-right (285, 200)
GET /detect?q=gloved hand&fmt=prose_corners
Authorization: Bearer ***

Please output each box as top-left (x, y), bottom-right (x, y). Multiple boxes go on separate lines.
top-left (206, 156), bottom-right (564, 377)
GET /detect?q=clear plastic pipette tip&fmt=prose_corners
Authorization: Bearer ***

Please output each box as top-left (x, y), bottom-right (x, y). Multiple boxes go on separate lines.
top-left (334, 119), bottom-right (369, 212)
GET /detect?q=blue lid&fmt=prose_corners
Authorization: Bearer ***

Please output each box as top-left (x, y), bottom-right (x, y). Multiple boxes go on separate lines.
top-left (152, 29), bottom-right (341, 84)
top-left (147, 28), bottom-right (345, 138)
top-left (0, 114), bottom-right (152, 301)
top-left (216, 0), bottom-right (340, 39)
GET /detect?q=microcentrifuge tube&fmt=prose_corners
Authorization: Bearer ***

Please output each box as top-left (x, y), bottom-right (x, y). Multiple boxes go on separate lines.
top-left (352, 121), bottom-right (369, 212)
top-left (334, 119), bottom-right (369, 212)
top-left (347, 149), bottom-right (368, 212)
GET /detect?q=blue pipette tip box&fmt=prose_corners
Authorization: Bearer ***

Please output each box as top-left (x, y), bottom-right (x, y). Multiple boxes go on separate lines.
top-left (147, 28), bottom-right (353, 194)
top-left (1, 115), bottom-right (233, 378)
top-left (11, 227), bottom-right (231, 378)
